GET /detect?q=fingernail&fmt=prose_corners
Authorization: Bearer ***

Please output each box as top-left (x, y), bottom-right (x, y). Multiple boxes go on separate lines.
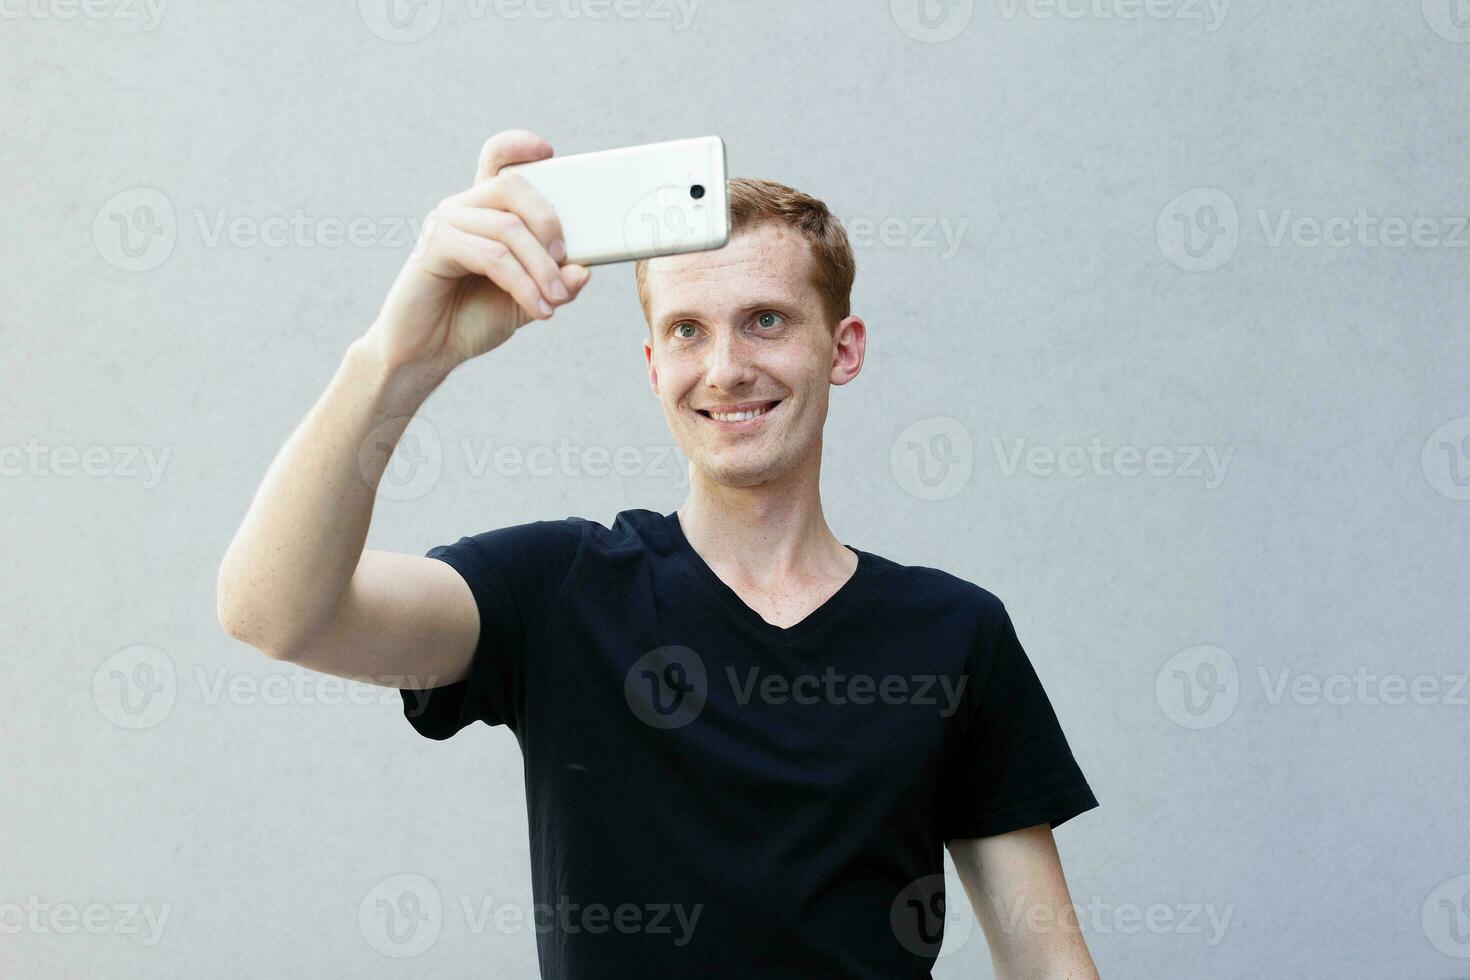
top-left (550, 279), bottom-right (569, 301)
top-left (537, 298), bottom-right (553, 316)
top-left (550, 239), bottom-right (566, 262)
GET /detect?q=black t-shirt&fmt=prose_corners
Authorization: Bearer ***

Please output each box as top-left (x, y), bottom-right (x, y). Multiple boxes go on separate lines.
top-left (399, 509), bottom-right (1098, 978)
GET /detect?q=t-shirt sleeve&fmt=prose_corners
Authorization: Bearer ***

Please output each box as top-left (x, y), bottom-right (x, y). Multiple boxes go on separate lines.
top-left (936, 600), bottom-right (1099, 842)
top-left (398, 517), bottom-right (584, 740)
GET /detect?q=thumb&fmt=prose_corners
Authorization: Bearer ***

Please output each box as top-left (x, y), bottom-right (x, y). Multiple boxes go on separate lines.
top-left (558, 263), bottom-right (592, 298)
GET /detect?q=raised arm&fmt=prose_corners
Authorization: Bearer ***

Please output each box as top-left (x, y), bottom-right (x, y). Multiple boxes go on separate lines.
top-left (215, 129), bottom-right (592, 686)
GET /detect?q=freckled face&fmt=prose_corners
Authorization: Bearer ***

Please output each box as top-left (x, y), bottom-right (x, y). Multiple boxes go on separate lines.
top-left (643, 224), bottom-right (838, 488)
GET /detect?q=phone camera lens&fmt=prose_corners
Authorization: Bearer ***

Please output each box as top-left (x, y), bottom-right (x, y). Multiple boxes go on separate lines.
top-left (690, 184), bottom-right (705, 200)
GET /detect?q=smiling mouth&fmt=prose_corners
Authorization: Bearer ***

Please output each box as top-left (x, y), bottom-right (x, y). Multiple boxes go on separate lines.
top-left (696, 400), bottom-right (782, 423)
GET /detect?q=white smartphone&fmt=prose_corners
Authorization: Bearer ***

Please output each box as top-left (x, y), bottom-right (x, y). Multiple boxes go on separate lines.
top-left (500, 135), bottom-right (729, 266)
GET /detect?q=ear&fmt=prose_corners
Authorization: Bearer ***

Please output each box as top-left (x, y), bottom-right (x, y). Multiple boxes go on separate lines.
top-left (829, 315), bottom-right (866, 386)
top-left (644, 338), bottom-right (659, 396)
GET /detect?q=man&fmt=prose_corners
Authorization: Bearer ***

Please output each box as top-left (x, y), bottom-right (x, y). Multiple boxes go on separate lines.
top-left (217, 128), bottom-right (1101, 978)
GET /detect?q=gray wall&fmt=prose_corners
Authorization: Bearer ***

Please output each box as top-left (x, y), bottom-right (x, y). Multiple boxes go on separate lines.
top-left (4, 1), bottom-right (1468, 976)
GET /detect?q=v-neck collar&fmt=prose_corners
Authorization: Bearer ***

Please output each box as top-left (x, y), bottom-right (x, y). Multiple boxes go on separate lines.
top-left (664, 510), bottom-right (872, 644)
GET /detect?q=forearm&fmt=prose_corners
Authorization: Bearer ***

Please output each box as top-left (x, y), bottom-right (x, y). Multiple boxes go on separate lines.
top-left (216, 333), bottom-right (449, 657)
top-left (987, 907), bottom-right (1099, 980)
top-left (993, 951), bottom-right (1099, 980)
top-left (951, 829), bottom-right (1100, 980)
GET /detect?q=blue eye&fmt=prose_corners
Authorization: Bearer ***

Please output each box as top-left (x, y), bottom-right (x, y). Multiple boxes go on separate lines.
top-left (757, 312), bottom-right (780, 328)
top-left (673, 323), bottom-right (696, 339)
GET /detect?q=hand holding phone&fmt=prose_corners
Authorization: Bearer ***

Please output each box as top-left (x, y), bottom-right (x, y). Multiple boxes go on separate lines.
top-left (365, 129), bottom-right (594, 378)
top-left (364, 131), bottom-right (729, 380)
top-left (500, 135), bottom-right (729, 266)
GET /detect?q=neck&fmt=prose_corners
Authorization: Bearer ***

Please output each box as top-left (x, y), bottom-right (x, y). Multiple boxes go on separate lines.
top-left (675, 457), bottom-right (851, 587)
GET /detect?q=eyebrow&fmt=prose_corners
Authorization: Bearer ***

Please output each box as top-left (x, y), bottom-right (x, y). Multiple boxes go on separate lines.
top-left (656, 299), bottom-right (800, 329)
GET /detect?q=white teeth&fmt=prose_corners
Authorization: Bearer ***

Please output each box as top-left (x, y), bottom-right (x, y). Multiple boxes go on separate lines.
top-left (709, 403), bottom-right (774, 422)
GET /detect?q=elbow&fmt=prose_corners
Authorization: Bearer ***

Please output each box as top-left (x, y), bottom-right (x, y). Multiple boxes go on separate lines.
top-left (216, 566), bottom-right (295, 662)
top-left (217, 602), bottom-right (294, 662)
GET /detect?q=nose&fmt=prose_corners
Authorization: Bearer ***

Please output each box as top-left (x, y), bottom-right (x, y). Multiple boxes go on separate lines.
top-left (703, 325), bottom-right (758, 391)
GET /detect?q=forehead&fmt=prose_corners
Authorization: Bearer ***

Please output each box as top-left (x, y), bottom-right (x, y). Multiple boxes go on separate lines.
top-left (644, 222), bottom-right (816, 323)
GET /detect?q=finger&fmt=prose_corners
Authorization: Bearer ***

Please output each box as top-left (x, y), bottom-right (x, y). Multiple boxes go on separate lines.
top-left (438, 203), bottom-right (566, 307)
top-left (435, 223), bottom-right (554, 320)
top-left (446, 173), bottom-right (566, 272)
top-left (558, 263), bottom-right (592, 302)
top-left (475, 129), bottom-right (552, 184)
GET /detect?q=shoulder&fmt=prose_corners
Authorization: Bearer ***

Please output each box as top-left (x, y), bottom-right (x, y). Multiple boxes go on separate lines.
top-left (861, 549), bottom-right (1009, 626)
top-left (427, 517), bottom-right (589, 590)
top-left (436, 516), bottom-right (588, 557)
top-left (445, 509), bottom-right (675, 571)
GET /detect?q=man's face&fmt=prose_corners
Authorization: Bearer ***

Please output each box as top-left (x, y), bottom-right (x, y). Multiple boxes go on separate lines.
top-left (642, 222), bottom-right (862, 489)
